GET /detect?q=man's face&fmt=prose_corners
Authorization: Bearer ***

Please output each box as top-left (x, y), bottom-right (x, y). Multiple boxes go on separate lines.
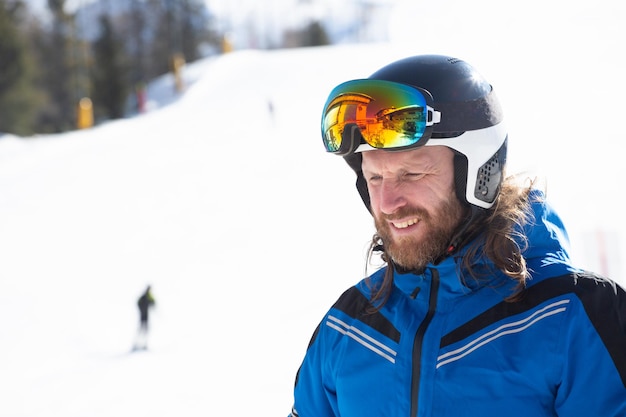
top-left (361, 146), bottom-right (466, 270)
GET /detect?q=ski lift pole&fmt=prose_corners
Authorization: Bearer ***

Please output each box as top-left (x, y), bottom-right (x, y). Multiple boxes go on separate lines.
top-left (171, 53), bottom-right (185, 93)
top-left (77, 97), bottom-right (94, 129)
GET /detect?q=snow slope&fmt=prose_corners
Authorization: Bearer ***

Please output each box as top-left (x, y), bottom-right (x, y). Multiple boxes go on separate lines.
top-left (0, 3), bottom-right (625, 414)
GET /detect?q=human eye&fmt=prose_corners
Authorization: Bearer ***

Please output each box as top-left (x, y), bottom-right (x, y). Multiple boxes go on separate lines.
top-left (364, 172), bottom-right (382, 184)
top-left (404, 172), bottom-right (426, 180)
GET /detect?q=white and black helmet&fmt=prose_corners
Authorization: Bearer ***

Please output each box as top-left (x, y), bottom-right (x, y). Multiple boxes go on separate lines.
top-left (322, 54), bottom-right (507, 212)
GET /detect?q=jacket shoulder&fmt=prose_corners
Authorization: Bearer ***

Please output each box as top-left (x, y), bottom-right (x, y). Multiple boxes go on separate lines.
top-left (331, 285), bottom-right (401, 344)
top-left (525, 271), bottom-right (624, 304)
top-left (528, 271), bottom-right (626, 387)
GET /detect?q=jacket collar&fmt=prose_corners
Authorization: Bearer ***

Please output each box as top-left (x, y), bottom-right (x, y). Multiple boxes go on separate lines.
top-left (392, 189), bottom-right (577, 298)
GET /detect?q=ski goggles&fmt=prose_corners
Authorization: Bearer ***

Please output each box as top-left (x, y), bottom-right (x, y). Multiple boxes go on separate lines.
top-left (321, 79), bottom-right (441, 155)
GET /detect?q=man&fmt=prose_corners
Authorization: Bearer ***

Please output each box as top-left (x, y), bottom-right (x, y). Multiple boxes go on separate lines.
top-left (289, 55), bottom-right (626, 416)
top-left (134, 285), bottom-right (155, 350)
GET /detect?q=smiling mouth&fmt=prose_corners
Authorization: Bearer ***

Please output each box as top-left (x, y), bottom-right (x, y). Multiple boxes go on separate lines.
top-left (392, 218), bottom-right (419, 229)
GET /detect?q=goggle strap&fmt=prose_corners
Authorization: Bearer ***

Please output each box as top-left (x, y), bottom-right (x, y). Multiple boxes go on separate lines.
top-left (433, 89), bottom-right (503, 131)
top-left (338, 124), bottom-right (365, 155)
top-left (427, 107), bottom-right (441, 126)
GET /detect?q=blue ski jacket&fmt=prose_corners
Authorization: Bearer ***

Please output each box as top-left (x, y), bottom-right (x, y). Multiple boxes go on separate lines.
top-left (290, 192), bottom-right (626, 417)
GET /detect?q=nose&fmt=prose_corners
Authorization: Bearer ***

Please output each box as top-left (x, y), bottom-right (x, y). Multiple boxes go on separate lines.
top-left (377, 179), bottom-right (406, 215)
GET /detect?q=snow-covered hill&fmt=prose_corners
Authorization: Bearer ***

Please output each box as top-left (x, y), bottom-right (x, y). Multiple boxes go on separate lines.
top-left (1, 2), bottom-right (625, 413)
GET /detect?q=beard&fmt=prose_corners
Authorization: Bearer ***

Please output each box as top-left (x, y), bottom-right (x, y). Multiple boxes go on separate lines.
top-left (374, 195), bottom-right (467, 271)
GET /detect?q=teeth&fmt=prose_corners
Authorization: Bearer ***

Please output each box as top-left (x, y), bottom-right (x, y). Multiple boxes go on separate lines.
top-left (393, 218), bottom-right (418, 229)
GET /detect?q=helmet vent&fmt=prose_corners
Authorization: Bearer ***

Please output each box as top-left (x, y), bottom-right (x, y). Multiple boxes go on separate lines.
top-left (474, 142), bottom-right (506, 204)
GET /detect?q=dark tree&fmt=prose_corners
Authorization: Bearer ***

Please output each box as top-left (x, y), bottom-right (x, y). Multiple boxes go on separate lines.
top-left (301, 21), bottom-right (330, 47)
top-left (0, 0), bottom-right (41, 135)
top-left (37, 0), bottom-right (77, 132)
top-left (90, 14), bottom-right (131, 120)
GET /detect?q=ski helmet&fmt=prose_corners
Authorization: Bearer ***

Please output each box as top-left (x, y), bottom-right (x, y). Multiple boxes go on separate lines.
top-left (321, 54), bottom-right (507, 212)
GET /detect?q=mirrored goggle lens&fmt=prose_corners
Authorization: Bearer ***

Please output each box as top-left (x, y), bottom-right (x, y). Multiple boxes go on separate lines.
top-left (321, 79), bottom-right (441, 154)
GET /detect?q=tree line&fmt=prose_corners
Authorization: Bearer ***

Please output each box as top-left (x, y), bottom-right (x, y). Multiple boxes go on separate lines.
top-left (0, 0), bottom-right (333, 137)
top-left (0, 0), bottom-right (221, 136)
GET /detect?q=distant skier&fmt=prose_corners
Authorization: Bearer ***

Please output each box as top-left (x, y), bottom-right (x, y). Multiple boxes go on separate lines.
top-left (134, 285), bottom-right (155, 351)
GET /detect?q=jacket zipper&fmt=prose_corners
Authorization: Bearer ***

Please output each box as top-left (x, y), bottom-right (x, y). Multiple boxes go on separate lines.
top-left (410, 268), bottom-right (440, 417)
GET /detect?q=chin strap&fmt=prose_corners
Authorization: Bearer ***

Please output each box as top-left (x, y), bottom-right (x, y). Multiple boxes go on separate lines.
top-left (435, 205), bottom-right (486, 265)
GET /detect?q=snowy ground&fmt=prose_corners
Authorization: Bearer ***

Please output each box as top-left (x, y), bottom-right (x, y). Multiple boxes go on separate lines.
top-left (1, 2), bottom-right (625, 415)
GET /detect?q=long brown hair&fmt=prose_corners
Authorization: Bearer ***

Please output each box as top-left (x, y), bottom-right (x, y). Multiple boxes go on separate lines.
top-left (365, 176), bottom-right (536, 308)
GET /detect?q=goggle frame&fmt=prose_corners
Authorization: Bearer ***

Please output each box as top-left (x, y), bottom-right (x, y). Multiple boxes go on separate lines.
top-left (321, 79), bottom-right (441, 156)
